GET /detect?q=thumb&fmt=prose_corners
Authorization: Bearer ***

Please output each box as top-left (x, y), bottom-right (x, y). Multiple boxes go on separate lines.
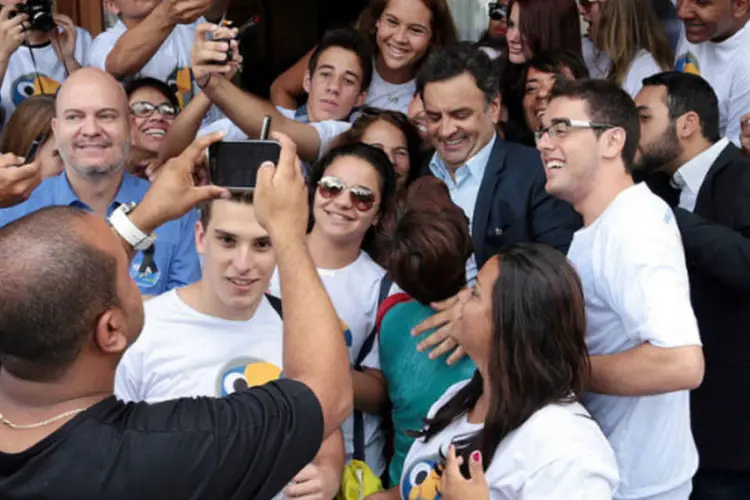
top-left (188, 185), bottom-right (230, 205)
top-left (468, 451), bottom-right (486, 483)
top-left (255, 162), bottom-right (275, 190)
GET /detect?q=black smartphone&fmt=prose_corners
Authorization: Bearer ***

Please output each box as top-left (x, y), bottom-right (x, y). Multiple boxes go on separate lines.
top-left (26, 133), bottom-right (46, 163)
top-left (208, 16), bottom-right (260, 65)
top-left (207, 140), bottom-right (281, 191)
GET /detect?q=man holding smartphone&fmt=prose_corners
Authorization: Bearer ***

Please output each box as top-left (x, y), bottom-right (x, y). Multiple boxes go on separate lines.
top-left (160, 25), bottom-right (372, 168)
top-left (0, 130), bottom-right (355, 499)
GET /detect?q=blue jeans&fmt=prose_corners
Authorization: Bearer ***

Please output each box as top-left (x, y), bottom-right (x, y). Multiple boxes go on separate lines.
top-left (692, 469), bottom-right (750, 500)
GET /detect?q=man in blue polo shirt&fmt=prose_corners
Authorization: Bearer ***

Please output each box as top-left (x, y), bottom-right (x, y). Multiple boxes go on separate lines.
top-left (0, 67), bottom-right (200, 296)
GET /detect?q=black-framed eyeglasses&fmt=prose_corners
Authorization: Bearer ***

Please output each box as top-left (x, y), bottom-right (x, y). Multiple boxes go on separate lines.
top-left (534, 118), bottom-right (614, 144)
top-left (489, 2), bottom-right (508, 20)
top-left (130, 101), bottom-right (178, 119)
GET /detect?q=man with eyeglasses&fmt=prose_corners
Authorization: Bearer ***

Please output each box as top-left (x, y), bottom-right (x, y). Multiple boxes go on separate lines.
top-left (537, 77), bottom-right (704, 500)
top-left (0, 67), bottom-right (200, 297)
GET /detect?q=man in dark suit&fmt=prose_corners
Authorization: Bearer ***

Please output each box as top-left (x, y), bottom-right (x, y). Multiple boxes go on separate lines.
top-left (412, 42), bottom-right (581, 362)
top-left (634, 71), bottom-right (750, 500)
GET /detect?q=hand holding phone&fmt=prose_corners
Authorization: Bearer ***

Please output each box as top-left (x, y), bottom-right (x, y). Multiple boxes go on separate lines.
top-left (207, 116), bottom-right (280, 191)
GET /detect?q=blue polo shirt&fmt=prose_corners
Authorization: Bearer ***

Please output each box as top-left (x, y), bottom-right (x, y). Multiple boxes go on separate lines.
top-left (0, 171), bottom-right (201, 295)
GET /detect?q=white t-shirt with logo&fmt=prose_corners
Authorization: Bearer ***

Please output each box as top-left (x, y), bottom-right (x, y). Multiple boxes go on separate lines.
top-left (197, 106), bottom-right (352, 160)
top-left (365, 67), bottom-right (416, 114)
top-left (86, 18), bottom-right (222, 124)
top-left (675, 21), bottom-right (750, 146)
top-left (567, 183), bottom-right (701, 500)
top-left (115, 289), bottom-right (293, 499)
top-left (401, 381), bottom-right (620, 500)
top-left (1, 28), bottom-right (91, 125)
top-left (268, 251), bottom-right (387, 476)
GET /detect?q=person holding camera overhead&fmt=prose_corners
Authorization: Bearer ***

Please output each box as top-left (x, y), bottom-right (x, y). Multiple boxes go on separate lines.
top-left (87, 0), bottom-right (230, 126)
top-left (0, 0), bottom-right (90, 129)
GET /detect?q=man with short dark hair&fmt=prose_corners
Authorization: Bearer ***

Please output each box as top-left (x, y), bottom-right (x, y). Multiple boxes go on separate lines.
top-left (162, 25), bottom-right (372, 166)
top-left (537, 78), bottom-right (704, 499)
top-left (674, 0), bottom-right (750, 145)
top-left (410, 42), bottom-right (581, 363)
top-left (635, 71), bottom-right (750, 499)
top-left (0, 131), bottom-right (354, 499)
top-left (116, 192), bottom-right (344, 500)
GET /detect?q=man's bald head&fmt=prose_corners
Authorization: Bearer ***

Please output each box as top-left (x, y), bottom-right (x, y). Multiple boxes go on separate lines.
top-left (0, 207), bottom-right (121, 381)
top-left (56, 67), bottom-right (129, 116)
top-left (52, 67), bottom-right (132, 180)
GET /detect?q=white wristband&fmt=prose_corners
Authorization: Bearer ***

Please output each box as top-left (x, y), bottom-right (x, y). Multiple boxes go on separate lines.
top-left (109, 204), bottom-right (156, 251)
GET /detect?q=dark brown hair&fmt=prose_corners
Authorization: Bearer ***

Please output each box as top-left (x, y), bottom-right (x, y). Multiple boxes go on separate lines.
top-left (0, 207), bottom-right (120, 381)
top-left (507, 0), bottom-right (582, 57)
top-left (375, 177), bottom-right (472, 304)
top-left (0, 95), bottom-right (56, 159)
top-left (199, 191), bottom-right (255, 229)
top-left (332, 107), bottom-right (423, 187)
top-left (414, 243), bottom-right (589, 472)
top-left (356, 0), bottom-right (459, 76)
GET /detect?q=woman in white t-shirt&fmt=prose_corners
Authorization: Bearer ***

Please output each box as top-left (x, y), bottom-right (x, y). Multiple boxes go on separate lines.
top-left (269, 142), bottom-right (397, 477)
top-left (399, 243), bottom-right (619, 500)
top-left (270, 0), bottom-right (458, 115)
top-left (580, 0), bottom-right (673, 98)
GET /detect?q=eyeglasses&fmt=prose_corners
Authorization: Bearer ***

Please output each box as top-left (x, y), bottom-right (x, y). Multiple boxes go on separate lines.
top-left (579, 0), bottom-right (603, 11)
top-left (534, 118), bottom-right (614, 144)
top-left (130, 101), bottom-right (178, 119)
top-left (317, 176), bottom-right (377, 212)
top-left (488, 3), bottom-right (508, 20)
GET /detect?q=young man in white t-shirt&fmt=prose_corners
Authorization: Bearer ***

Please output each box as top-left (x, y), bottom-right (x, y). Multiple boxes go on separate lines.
top-left (86, 0), bottom-right (229, 119)
top-left (115, 193), bottom-right (344, 500)
top-left (0, 3), bottom-right (91, 125)
top-left (178, 24), bottom-right (372, 165)
top-left (536, 78), bottom-right (705, 499)
top-left (674, 0), bottom-right (750, 146)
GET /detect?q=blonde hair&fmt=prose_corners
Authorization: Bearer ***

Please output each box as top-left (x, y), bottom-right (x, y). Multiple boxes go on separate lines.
top-left (595, 0), bottom-right (673, 87)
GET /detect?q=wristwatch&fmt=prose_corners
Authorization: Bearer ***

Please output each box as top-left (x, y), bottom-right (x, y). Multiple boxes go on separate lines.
top-left (109, 202), bottom-right (157, 251)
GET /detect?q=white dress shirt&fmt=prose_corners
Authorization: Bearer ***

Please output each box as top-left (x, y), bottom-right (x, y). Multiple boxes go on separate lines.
top-left (672, 138), bottom-right (730, 212)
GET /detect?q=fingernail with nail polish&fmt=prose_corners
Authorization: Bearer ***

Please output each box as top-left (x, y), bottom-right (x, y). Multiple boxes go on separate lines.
top-left (472, 451), bottom-right (481, 462)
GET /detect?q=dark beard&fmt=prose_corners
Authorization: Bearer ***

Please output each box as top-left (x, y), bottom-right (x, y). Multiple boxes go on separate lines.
top-left (635, 124), bottom-right (682, 174)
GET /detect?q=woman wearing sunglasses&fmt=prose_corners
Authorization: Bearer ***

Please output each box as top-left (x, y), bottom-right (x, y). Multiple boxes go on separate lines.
top-left (269, 143), bottom-right (397, 478)
top-left (400, 243), bottom-right (619, 499)
top-left (124, 78), bottom-right (180, 180)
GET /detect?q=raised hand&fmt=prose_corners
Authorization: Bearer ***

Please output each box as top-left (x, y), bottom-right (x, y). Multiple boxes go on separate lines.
top-left (131, 132), bottom-right (229, 232)
top-left (0, 154), bottom-right (42, 208)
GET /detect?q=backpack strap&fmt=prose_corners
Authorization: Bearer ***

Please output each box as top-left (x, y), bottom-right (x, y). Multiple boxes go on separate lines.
top-left (353, 275), bottom-right (392, 462)
top-left (265, 294), bottom-right (282, 318)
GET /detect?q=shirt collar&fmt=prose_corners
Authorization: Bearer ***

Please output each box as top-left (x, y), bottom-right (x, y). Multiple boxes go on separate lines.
top-left (429, 134), bottom-right (497, 184)
top-left (51, 170), bottom-right (142, 212)
top-left (672, 137), bottom-right (729, 192)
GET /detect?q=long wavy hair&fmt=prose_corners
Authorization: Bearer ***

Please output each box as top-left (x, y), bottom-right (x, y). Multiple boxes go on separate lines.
top-left (413, 243), bottom-right (590, 471)
top-left (595, 0), bottom-right (674, 87)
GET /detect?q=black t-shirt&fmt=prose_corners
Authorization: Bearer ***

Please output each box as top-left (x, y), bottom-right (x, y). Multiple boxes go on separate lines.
top-left (0, 379), bottom-right (323, 500)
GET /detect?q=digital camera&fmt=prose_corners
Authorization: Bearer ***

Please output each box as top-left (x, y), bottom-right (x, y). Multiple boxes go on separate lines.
top-left (489, 2), bottom-right (508, 21)
top-left (12, 0), bottom-right (55, 33)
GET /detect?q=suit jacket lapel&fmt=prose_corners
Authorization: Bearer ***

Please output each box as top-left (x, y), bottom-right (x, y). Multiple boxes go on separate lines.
top-left (472, 136), bottom-right (506, 266)
top-left (694, 143), bottom-right (735, 217)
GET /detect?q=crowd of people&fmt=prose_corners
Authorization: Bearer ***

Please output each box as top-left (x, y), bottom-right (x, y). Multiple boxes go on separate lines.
top-left (0, 0), bottom-right (749, 499)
